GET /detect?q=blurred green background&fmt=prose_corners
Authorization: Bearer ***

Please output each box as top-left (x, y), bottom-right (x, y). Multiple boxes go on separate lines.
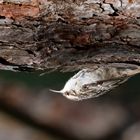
top-left (0, 70), bottom-right (139, 140)
top-left (0, 70), bottom-right (139, 102)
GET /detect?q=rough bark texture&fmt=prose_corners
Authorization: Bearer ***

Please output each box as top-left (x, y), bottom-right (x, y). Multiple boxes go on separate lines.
top-left (0, 0), bottom-right (140, 72)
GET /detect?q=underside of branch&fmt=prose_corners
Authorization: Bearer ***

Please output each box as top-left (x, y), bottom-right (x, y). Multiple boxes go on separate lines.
top-left (0, 0), bottom-right (140, 72)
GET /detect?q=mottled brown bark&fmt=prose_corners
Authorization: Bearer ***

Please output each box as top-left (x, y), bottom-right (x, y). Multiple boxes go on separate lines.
top-left (0, 0), bottom-right (140, 72)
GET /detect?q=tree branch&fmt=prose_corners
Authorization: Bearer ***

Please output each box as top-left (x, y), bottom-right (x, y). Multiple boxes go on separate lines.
top-left (0, 0), bottom-right (140, 72)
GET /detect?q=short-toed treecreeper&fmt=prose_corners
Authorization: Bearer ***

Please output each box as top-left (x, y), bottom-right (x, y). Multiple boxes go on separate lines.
top-left (50, 64), bottom-right (140, 101)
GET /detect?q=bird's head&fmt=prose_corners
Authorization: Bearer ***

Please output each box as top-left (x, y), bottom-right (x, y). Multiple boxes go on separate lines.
top-left (50, 89), bottom-right (81, 101)
top-left (62, 91), bottom-right (81, 101)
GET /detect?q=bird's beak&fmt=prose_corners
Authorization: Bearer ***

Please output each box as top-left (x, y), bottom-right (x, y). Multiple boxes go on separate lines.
top-left (49, 89), bottom-right (63, 93)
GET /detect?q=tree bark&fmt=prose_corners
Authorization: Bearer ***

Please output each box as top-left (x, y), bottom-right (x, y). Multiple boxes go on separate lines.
top-left (0, 0), bottom-right (140, 72)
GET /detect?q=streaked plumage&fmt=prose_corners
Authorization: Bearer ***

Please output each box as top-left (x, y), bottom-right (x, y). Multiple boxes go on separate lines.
top-left (50, 64), bottom-right (140, 101)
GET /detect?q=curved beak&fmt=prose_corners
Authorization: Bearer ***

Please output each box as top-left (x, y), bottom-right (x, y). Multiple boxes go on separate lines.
top-left (49, 89), bottom-right (63, 93)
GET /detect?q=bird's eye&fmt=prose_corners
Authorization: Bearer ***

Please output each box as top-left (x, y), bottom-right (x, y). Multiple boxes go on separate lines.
top-left (83, 85), bottom-right (88, 89)
top-left (65, 92), bottom-right (70, 96)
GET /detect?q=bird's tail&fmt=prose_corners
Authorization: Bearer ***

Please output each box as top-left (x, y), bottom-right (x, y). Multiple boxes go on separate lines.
top-left (126, 68), bottom-right (140, 77)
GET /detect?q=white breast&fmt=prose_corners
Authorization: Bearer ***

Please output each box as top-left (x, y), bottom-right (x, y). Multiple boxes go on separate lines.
top-left (62, 69), bottom-right (102, 92)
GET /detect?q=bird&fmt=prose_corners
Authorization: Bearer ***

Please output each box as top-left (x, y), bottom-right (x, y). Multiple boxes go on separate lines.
top-left (50, 64), bottom-right (140, 101)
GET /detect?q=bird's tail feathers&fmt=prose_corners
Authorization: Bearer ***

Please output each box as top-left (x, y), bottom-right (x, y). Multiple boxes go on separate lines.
top-left (126, 68), bottom-right (140, 77)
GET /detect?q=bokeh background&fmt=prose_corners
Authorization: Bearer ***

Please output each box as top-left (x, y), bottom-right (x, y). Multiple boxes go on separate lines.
top-left (0, 70), bottom-right (139, 140)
